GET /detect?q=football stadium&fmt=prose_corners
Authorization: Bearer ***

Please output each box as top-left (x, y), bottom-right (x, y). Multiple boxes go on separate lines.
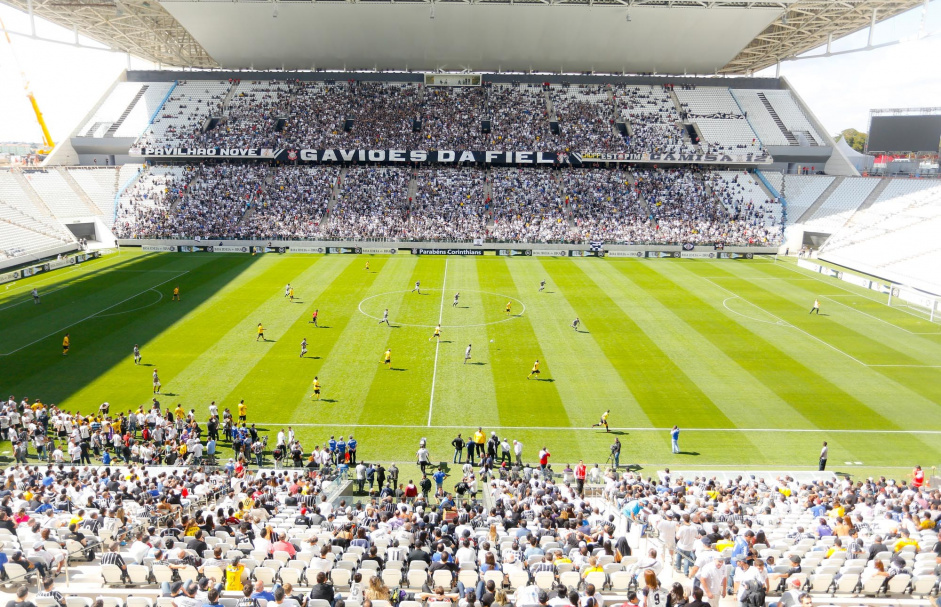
top-left (0, 0), bottom-right (940, 605)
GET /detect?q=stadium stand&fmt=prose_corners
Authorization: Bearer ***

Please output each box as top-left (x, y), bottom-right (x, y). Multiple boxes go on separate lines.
top-left (328, 166), bottom-right (412, 240)
top-left (417, 86), bottom-right (491, 150)
top-left (674, 87), bottom-right (763, 154)
top-left (615, 85), bottom-right (698, 155)
top-left (489, 168), bottom-right (567, 242)
top-left (19, 170), bottom-right (94, 218)
top-left (801, 178), bottom-right (880, 234)
top-left (548, 85), bottom-right (624, 152)
top-left (706, 170), bottom-right (782, 229)
top-left (731, 89), bottom-right (825, 147)
top-left (760, 173), bottom-right (835, 225)
top-left (409, 168), bottom-right (488, 242)
top-left (79, 83), bottom-right (147, 138)
top-left (820, 180), bottom-right (941, 292)
top-left (139, 80), bottom-right (231, 148)
top-left (241, 166), bottom-right (339, 239)
top-left (488, 84), bottom-right (552, 152)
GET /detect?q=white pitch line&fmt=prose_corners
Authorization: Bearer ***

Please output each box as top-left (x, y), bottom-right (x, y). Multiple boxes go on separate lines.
top-left (867, 364), bottom-right (941, 369)
top-left (256, 422), bottom-right (941, 434)
top-left (0, 284), bottom-right (73, 312)
top-left (0, 254), bottom-right (109, 295)
top-left (427, 259), bottom-right (448, 427)
top-left (820, 294), bottom-right (926, 335)
top-left (701, 275), bottom-right (869, 367)
top-left (0, 271), bottom-right (188, 357)
top-left (774, 260), bottom-right (940, 326)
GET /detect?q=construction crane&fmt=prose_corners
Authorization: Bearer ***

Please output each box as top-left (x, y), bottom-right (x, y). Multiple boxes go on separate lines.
top-left (0, 17), bottom-right (55, 156)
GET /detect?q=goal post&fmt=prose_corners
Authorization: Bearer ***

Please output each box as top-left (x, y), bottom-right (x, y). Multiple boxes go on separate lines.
top-left (888, 285), bottom-right (940, 323)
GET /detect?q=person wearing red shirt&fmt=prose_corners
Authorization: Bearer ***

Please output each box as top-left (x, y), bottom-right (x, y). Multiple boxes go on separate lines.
top-left (539, 447), bottom-right (551, 473)
top-left (912, 465), bottom-right (925, 488)
top-left (574, 461), bottom-right (587, 497)
top-left (404, 481), bottom-right (418, 501)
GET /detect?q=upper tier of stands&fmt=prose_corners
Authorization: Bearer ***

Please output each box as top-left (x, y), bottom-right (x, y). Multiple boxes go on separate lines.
top-left (802, 178), bottom-right (880, 235)
top-left (114, 80), bottom-right (853, 155)
top-left (760, 173), bottom-right (835, 225)
top-left (80, 82), bottom-right (174, 139)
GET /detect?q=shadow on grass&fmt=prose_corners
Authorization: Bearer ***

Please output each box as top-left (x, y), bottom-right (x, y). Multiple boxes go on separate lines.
top-left (675, 451), bottom-right (700, 456)
top-left (320, 399), bottom-right (338, 403)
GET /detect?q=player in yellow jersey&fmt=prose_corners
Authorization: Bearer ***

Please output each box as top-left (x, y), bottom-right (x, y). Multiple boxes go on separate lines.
top-left (365, 261), bottom-right (370, 271)
top-left (591, 409), bottom-right (610, 432)
top-left (62, 334), bottom-right (70, 356)
top-left (256, 323), bottom-right (265, 341)
top-left (527, 359), bottom-right (540, 379)
top-left (174, 404), bottom-right (185, 422)
top-left (505, 301), bottom-right (512, 315)
top-left (237, 400), bottom-right (247, 422)
top-left (289, 287), bottom-right (295, 301)
top-left (383, 348), bottom-right (392, 369)
top-left (430, 324), bottom-right (441, 341)
top-left (312, 376), bottom-right (321, 400)
top-left (172, 286), bottom-right (180, 301)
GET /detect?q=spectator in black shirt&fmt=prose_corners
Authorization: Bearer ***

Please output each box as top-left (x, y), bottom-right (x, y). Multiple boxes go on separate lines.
top-left (36, 577), bottom-right (66, 607)
top-left (100, 542), bottom-right (130, 582)
top-left (65, 523), bottom-right (95, 560)
top-left (5, 585), bottom-right (37, 607)
top-left (308, 572), bottom-right (336, 605)
top-left (407, 541), bottom-right (431, 565)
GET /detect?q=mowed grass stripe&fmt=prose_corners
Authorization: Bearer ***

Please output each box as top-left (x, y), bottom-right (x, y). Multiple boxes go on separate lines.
top-left (727, 262), bottom-right (939, 366)
top-left (545, 260), bottom-right (735, 430)
top-left (223, 255), bottom-right (382, 413)
top-left (505, 258), bottom-right (653, 429)
top-left (302, 255), bottom-right (418, 425)
top-left (358, 258), bottom-right (445, 425)
top-left (429, 257), bottom-right (502, 427)
top-left (1, 253), bottom-right (227, 406)
top-left (0, 252), bottom-right (192, 350)
top-left (162, 255), bottom-right (352, 408)
top-left (724, 261), bottom-right (941, 409)
top-left (57, 254), bottom-right (257, 410)
top-left (478, 258), bottom-right (571, 428)
top-left (682, 262), bottom-right (939, 430)
top-left (630, 261), bottom-right (871, 459)
top-left (606, 260), bottom-right (824, 430)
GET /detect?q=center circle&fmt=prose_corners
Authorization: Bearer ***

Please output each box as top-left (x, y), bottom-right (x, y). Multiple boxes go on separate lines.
top-left (358, 289), bottom-right (527, 328)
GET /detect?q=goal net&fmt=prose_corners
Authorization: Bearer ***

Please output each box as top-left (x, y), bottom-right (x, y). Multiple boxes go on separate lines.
top-left (888, 285), bottom-right (940, 323)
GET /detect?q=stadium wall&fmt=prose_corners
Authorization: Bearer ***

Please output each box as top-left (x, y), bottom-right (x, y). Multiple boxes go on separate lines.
top-left (0, 242), bottom-right (81, 273)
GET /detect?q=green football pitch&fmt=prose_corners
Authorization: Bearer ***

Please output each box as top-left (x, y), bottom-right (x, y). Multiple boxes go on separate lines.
top-left (1, 250), bottom-right (939, 477)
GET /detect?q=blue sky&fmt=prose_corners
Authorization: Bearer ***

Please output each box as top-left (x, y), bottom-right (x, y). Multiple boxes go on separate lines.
top-left (0, 1), bottom-right (939, 144)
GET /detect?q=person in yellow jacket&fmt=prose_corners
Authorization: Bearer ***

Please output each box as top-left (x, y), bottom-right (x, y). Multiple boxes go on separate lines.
top-left (225, 556), bottom-right (246, 591)
top-left (473, 427), bottom-right (486, 458)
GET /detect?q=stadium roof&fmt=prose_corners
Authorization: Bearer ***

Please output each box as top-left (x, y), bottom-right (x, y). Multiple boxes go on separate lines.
top-left (0, 0), bottom-right (925, 73)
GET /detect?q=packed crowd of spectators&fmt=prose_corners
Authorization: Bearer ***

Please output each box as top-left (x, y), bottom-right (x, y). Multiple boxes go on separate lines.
top-left (549, 86), bottom-right (624, 153)
top-left (418, 87), bottom-right (492, 150)
top-left (242, 167), bottom-right (340, 240)
top-left (488, 169), bottom-right (568, 243)
top-left (408, 168), bottom-right (488, 242)
top-left (327, 167), bottom-right (412, 240)
top-left (114, 163), bottom-right (783, 245)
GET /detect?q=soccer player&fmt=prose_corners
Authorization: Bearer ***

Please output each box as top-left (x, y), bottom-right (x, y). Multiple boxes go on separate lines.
top-left (527, 359), bottom-right (540, 379)
top-left (379, 309), bottom-right (391, 326)
top-left (453, 292), bottom-right (460, 307)
top-left (310, 309), bottom-right (319, 327)
top-left (365, 261), bottom-right (370, 271)
top-left (152, 368), bottom-right (161, 394)
top-left (237, 400), bottom-right (247, 422)
top-left (430, 324), bottom-right (441, 341)
top-left (539, 280), bottom-right (546, 292)
top-left (133, 344), bottom-right (141, 365)
top-left (383, 348), bottom-right (392, 369)
top-left (572, 317), bottom-right (580, 331)
top-left (810, 298), bottom-right (820, 315)
top-left (592, 410), bottom-right (610, 432)
top-left (172, 286), bottom-right (180, 301)
top-left (464, 344), bottom-right (472, 365)
top-left (62, 333), bottom-right (70, 356)
top-left (289, 286), bottom-right (295, 301)
top-left (505, 301), bottom-right (512, 315)
top-left (312, 376), bottom-right (321, 400)
top-left (284, 284), bottom-right (291, 298)
top-left (256, 323), bottom-right (265, 341)
top-left (300, 338), bottom-right (308, 358)
top-left (31, 288), bottom-right (39, 304)
top-left (412, 280), bottom-right (421, 294)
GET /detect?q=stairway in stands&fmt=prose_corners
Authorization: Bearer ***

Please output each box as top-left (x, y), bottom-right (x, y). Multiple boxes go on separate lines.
top-left (757, 93), bottom-right (799, 145)
top-left (104, 85), bottom-right (149, 137)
